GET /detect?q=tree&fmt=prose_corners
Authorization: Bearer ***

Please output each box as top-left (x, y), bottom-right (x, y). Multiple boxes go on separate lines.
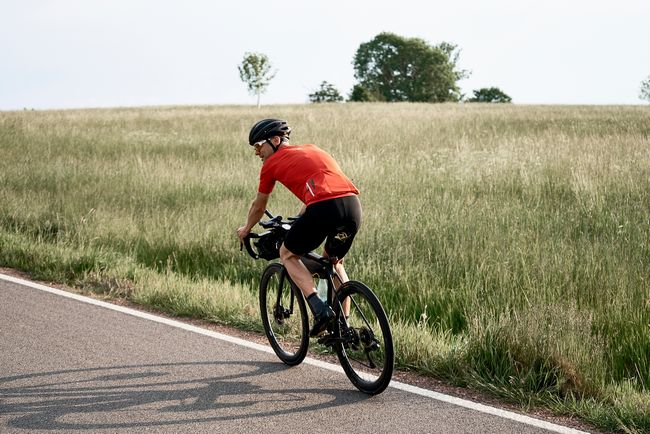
top-left (467, 87), bottom-right (512, 103)
top-left (238, 52), bottom-right (276, 108)
top-left (309, 81), bottom-right (344, 103)
top-left (348, 84), bottom-right (378, 102)
top-left (350, 32), bottom-right (469, 103)
top-left (640, 75), bottom-right (650, 103)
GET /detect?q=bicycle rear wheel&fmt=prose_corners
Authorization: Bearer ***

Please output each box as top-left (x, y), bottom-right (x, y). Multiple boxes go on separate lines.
top-left (259, 263), bottom-right (309, 365)
top-left (333, 281), bottom-right (394, 395)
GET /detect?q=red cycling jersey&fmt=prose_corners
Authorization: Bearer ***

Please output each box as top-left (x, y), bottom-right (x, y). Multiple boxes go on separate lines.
top-left (258, 144), bottom-right (359, 206)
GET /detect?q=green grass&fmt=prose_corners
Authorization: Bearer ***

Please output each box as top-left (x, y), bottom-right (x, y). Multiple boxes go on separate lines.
top-left (1, 103), bottom-right (649, 432)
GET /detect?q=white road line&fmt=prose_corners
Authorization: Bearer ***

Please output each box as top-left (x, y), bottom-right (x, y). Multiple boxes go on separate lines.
top-left (1, 272), bottom-right (586, 434)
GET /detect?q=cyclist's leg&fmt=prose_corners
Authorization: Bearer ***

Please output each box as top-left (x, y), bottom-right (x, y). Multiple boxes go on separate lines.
top-left (323, 195), bottom-right (362, 318)
top-left (330, 257), bottom-right (349, 287)
top-left (281, 206), bottom-right (327, 297)
top-left (282, 207), bottom-right (334, 336)
top-left (322, 252), bottom-right (350, 315)
top-left (279, 244), bottom-right (316, 298)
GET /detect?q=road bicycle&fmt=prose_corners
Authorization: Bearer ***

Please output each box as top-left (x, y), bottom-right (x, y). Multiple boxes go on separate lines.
top-left (242, 210), bottom-right (394, 395)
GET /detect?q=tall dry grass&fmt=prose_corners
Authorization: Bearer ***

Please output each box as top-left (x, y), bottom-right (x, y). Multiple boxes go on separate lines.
top-left (1, 103), bottom-right (649, 432)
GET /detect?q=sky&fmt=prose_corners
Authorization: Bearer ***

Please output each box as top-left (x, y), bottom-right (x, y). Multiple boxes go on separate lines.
top-left (1, 0), bottom-right (649, 110)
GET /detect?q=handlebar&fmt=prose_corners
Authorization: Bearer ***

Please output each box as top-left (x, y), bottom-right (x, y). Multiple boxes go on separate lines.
top-left (240, 210), bottom-right (298, 260)
top-left (241, 232), bottom-right (260, 259)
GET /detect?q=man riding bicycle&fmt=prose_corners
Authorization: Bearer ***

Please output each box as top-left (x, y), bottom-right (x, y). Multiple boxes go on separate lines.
top-left (237, 118), bottom-right (362, 337)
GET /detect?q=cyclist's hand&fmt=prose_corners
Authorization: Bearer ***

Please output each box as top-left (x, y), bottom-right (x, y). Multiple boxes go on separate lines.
top-left (237, 226), bottom-right (250, 241)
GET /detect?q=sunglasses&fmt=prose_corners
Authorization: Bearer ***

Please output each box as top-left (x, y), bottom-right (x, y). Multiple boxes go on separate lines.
top-left (253, 139), bottom-right (271, 149)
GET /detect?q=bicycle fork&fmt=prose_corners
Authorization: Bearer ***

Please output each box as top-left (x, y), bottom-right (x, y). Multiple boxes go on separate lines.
top-left (273, 270), bottom-right (294, 325)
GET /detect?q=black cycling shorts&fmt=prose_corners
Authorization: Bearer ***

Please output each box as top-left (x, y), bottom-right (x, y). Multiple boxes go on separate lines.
top-left (283, 195), bottom-right (362, 259)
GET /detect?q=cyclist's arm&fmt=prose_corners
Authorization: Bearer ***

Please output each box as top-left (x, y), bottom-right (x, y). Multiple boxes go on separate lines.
top-left (237, 192), bottom-right (269, 239)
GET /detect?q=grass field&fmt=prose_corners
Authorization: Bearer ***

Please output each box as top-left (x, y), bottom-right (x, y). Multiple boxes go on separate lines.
top-left (1, 103), bottom-right (649, 432)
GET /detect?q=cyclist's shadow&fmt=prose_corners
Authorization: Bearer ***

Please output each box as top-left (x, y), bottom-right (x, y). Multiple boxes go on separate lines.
top-left (0, 360), bottom-right (374, 430)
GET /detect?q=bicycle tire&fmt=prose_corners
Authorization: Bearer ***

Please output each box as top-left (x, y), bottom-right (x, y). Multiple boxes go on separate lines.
top-left (259, 263), bottom-right (309, 365)
top-left (333, 280), bottom-right (394, 395)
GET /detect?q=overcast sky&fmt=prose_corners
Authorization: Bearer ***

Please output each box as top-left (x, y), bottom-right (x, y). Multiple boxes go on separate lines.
top-left (1, 0), bottom-right (649, 110)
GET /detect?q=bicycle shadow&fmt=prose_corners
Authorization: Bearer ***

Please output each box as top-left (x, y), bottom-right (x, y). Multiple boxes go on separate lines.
top-left (0, 360), bottom-right (375, 430)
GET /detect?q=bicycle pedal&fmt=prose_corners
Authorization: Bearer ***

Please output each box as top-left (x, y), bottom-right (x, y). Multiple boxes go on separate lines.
top-left (316, 331), bottom-right (334, 343)
top-left (317, 333), bottom-right (344, 347)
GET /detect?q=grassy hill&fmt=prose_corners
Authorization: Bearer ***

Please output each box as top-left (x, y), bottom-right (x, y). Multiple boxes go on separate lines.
top-left (1, 103), bottom-right (648, 432)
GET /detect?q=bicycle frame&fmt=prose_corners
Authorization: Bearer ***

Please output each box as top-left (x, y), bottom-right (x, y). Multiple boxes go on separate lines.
top-left (300, 251), bottom-right (343, 308)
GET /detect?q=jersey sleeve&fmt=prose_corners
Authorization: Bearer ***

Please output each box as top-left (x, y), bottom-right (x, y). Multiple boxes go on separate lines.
top-left (258, 164), bottom-right (276, 195)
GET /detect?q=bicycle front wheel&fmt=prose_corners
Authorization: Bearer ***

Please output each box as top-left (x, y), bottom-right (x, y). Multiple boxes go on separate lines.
top-left (334, 281), bottom-right (394, 395)
top-left (259, 263), bottom-right (309, 366)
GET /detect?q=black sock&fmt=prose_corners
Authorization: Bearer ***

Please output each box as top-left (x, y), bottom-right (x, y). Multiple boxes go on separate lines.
top-left (307, 293), bottom-right (326, 316)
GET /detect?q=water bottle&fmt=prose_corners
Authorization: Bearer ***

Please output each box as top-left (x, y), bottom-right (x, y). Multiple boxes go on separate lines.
top-left (316, 278), bottom-right (328, 302)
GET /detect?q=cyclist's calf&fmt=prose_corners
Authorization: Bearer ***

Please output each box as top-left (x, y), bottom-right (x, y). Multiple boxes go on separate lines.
top-left (279, 243), bottom-right (316, 298)
top-left (323, 252), bottom-right (351, 317)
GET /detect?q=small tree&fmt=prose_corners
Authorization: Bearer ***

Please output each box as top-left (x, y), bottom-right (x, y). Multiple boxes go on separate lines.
top-left (238, 52), bottom-right (276, 108)
top-left (467, 87), bottom-right (512, 103)
top-left (640, 75), bottom-right (650, 103)
top-left (309, 81), bottom-right (344, 103)
top-left (349, 84), bottom-right (381, 102)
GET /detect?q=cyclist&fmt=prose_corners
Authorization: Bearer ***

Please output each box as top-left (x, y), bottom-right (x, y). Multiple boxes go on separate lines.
top-left (237, 118), bottom-right (362, 337)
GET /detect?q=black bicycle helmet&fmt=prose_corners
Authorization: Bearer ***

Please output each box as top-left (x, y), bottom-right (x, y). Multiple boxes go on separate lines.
top-left (248, 119), bottom-right (291, 146)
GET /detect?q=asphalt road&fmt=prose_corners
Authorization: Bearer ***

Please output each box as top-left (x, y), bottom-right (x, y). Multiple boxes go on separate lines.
top-left (0, 275), bottom-right (586, 433)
